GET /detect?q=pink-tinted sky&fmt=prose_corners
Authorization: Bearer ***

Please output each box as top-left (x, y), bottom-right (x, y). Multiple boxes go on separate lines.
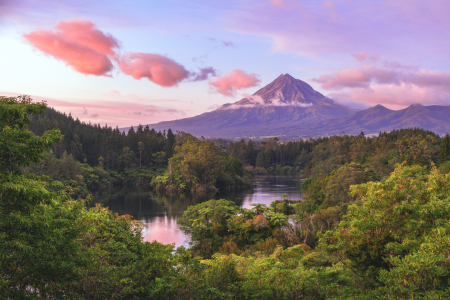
top-left (1, 0), bottom-right (450, 126)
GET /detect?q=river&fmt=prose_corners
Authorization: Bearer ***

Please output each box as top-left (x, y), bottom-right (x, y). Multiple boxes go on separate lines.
top-left (91, 175), bottom-right (303, 247)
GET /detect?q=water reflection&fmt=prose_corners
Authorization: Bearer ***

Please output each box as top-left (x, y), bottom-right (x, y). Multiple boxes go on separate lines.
top-left (91, 175), bottom-right (302, 247)
top-left (241, 176), bottom-right (302, 208)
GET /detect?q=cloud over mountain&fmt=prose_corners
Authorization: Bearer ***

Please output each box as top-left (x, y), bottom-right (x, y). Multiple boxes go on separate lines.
top-left (313, 60), bottom-right (450, 109)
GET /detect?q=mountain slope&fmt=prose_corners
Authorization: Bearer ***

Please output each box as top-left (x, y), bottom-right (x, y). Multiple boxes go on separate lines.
top-left (300, 104), bottom-right (450, 137)
top-left (141, 74), bottom-right (356, 138)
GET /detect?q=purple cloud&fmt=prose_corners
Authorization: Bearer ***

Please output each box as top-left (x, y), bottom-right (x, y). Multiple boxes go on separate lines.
top-left (228, 0), bottom-right (450, 59)
top-left (189, 67), bottom-right (217, 81)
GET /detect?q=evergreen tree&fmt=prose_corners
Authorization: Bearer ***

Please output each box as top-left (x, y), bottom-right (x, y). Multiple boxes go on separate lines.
top-left (439, 133), bottom-right (450, 163)
top-left (165, 128), bottom-right (176, 158)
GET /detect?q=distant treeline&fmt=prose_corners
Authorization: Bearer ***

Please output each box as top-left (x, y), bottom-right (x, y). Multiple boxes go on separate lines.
top-left (226, 128), bottom-right (449, 176)
top-left (29, 108), bottom-right (450, 180)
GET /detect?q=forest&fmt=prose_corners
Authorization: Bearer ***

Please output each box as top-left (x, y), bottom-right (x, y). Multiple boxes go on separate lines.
top-left (226, 128), bottom-right (449, 177)
top-left (2, 95), bottom-right (450, 299)
top-left (24, 99), bottom-right (251, 196)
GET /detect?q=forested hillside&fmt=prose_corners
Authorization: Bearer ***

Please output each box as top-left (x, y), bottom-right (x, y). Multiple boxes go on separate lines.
top-left (26, 104), bottom-right (251, 195)
top-left (227, 128), bottom-right (448, 177)
top-left (29, 107), bottom-right (175, 168)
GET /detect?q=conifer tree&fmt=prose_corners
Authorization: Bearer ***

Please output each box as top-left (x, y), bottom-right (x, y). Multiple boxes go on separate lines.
top-left (439, 133), bottom-right (450, 163)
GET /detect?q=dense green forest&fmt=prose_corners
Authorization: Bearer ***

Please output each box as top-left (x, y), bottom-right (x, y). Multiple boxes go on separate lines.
top-left (28, 106), bottom-right (174, 169)
top-left (226, 128), bottom-right (448, 177)
top-left (25, 102), bottom-right (251, 195)
top-left (26, 104), bottom-right (174, 192)
top-left (3, 96), bottom-right (450, 299)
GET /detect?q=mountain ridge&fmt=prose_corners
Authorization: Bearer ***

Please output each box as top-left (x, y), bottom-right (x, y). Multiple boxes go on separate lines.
top-left (123, 74), bottom-right (450, 138)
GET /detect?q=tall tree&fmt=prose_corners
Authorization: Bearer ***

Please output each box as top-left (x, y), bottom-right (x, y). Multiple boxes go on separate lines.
top-left (138, 141), bottom-right (144, 167)
top-left (439, 133), bottom-right (450, 163)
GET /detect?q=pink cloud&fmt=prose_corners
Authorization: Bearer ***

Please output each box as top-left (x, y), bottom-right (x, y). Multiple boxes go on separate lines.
top-left (314, 64), bottom-right (450, 92)
top-left (270, 0), bottom-right (286, 8)
top-left (0, 93), bottom-right (191, 127)
top-left (352, 52), bottom-right (367, 62)
top-left (329, 83), bottom-right (450, 110)
top-left (119, 52), bottom-right (189, 87)
top-left (55, 20), bottom-right (119, 56)
top-left (313, 64), bottom-right (401, 89)
top-left (209, 69), bottom-right (261, 97)
top-left (24, 20), bottom-right (118, 76)
top-left (322, 1), bottom-right (335, 10)
top-left (406, 70), bottom-right (450, 92)
top-left (24, 20), bottom-right (216, 87)
top-left (315, 61), bottom-right (450, 108)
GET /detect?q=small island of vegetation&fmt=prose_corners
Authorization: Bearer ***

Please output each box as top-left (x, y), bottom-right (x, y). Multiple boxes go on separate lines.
top-left (152, 137), bottom-right (253, 193)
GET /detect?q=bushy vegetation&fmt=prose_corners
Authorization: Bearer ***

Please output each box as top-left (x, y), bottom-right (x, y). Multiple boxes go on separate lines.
top-left (152, 137), bottom-right (253, 193)
top-left (177, 198), bottom-right (297, 258)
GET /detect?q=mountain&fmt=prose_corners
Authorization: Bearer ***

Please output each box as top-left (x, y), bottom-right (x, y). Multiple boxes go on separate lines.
top-left (303, 104), bottom-right (450, 136)
top-left (139, 74), bottom-right (356, 138)
top-left (125, 74), bottom-right (450, 138)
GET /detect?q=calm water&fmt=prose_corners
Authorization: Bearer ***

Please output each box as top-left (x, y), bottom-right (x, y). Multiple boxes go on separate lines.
top-left (91, 175), bottom-right (303, 247)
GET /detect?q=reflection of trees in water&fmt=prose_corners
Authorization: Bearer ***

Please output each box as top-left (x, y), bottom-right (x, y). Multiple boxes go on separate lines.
top-left (90, 176), bottom-right (302, 223)
top-left (270, 175), bottom-right (303, 191)
top-left (91, 186), bottom-right (253, 222)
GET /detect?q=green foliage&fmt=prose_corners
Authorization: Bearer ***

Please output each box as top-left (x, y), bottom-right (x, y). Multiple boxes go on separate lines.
top-left (300, 175), bottom-right (329, 214)
top-left (0, 96), bottom-right (62, 172)
top-left (438, 160), bottom-right (450, 174)
top-left (1, 96), bottom-right (177, 299)
top-left (227, 128), bottom-right (441, 178)
top-left (196, 245), bottom-right (350, 299)
top-left (379, 223), bottom-right (450, 299)
top-left (7, 96), bottom-right (450, 298)
top-left (178, 199), bottom-right (240, 258)
top-left (154, 137), bottom-right (252, 193)
top-left (321, 164), bottom-right (450, 293)
top-left (63, 204), bottom-right (177, 299)
top-left (178, 199), bottom-right (297, 258)
top-left (439, 133), bottom-right (450, 163)
top-left (323, 163), bottom-right (381, 208)
top-left (28, 107), bottom-right (177, 169)
top-left (0, 97), bottom-right (79, 298)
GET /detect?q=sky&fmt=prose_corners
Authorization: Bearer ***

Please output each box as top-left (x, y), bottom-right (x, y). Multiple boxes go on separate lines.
top-left (1, 0), bottom-right (450, 127)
